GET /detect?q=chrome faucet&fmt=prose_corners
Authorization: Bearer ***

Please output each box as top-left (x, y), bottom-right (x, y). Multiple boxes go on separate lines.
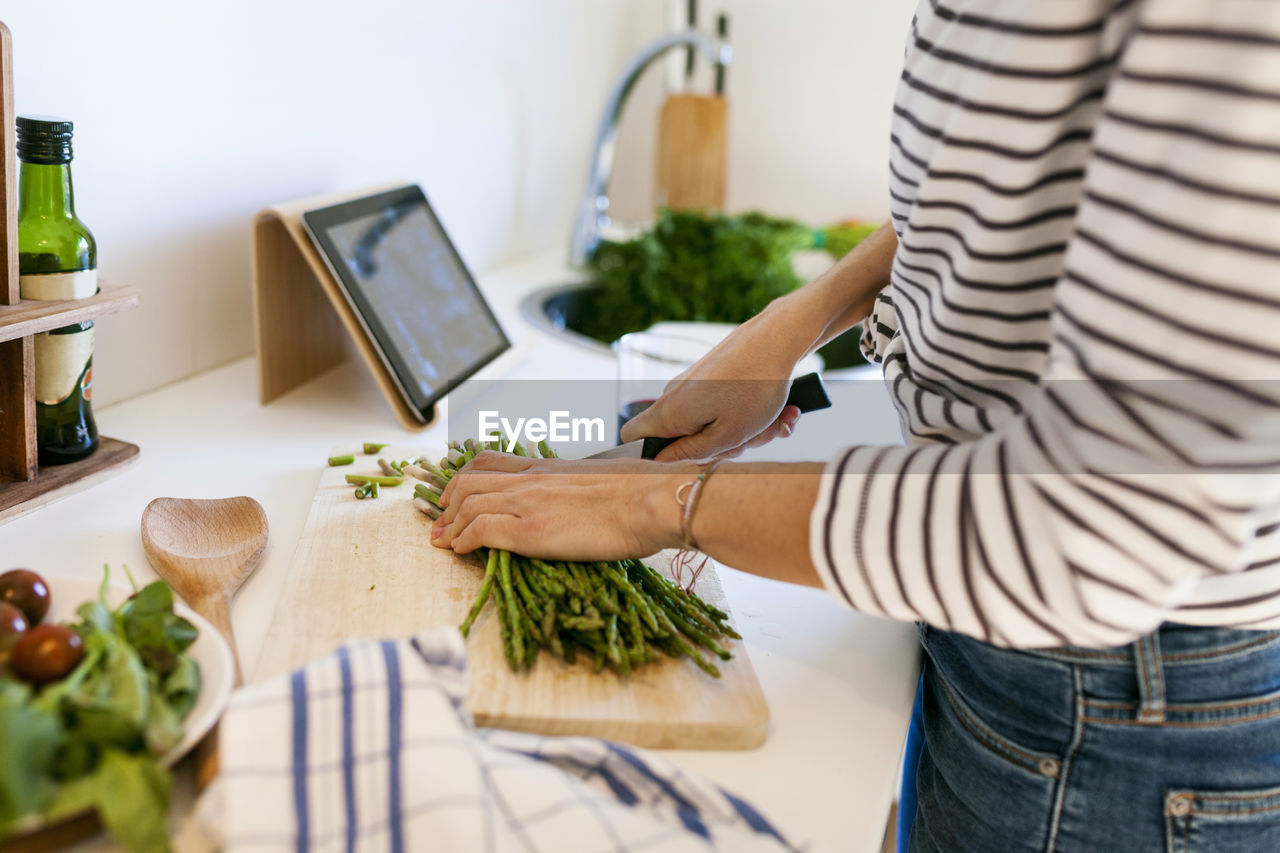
top-left (569, 29), bottom-right (732, 267)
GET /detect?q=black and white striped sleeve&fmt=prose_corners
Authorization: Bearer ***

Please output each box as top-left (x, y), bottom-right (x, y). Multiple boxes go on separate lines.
top-left (859, 289), bottom-right (898, 364)
top-left (811, 1), bottom-right (1280, 648)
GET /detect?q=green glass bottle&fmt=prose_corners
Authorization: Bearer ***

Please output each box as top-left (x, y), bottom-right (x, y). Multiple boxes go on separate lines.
top-left (16, 115), bottom-right (99, 465)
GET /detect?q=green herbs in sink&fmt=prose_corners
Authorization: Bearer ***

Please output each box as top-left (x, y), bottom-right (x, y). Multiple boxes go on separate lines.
top-left (576, 208), bottom-right (879, 368)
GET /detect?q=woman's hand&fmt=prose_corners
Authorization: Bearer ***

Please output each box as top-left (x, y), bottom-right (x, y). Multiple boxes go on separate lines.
top-left (430, 451), bottom-right (691, 560)
top-left (619, 296), bottom-right (815, 462)
top-left (620, 223), bottom-right (898, 462)
top-left (431, 451), bottom-right (827, 589)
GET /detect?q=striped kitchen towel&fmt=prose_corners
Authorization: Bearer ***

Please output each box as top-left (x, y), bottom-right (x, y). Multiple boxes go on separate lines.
top-left (200, 629), bottom-right (798, 852)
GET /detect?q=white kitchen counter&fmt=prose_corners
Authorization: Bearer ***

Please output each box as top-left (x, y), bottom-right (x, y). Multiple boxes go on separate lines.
top-left (0, 251), bottom-right (920, 853)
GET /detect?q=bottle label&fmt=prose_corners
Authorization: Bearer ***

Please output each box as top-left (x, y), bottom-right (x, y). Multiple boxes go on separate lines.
top-left (19, 269), bottom-right (97, 301)
top-left (34, 326), bottom-right (94, 405)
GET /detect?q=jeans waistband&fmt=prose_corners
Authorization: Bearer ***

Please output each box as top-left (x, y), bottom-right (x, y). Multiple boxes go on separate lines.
top-left (922, 623), bottom-right (1280, 727)
top-left (1024, 624), bottom-right (1280, 667)
top-left (1032, 626), bottom-right (1280, 724)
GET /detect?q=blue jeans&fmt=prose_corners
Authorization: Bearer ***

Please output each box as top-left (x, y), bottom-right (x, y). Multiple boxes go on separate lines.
top-left (910, 622), bottom-right (1280, 852)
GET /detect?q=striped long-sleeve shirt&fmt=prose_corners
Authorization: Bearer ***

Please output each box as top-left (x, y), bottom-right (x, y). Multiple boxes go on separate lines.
top-left (810, 0), bottom-right (1280, 648)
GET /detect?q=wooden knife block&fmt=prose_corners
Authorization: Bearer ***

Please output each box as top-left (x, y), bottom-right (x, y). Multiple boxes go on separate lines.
top-left (655, 93), bottom-right (727, 212)
top-left (250, 183), bottom-right (432, 432)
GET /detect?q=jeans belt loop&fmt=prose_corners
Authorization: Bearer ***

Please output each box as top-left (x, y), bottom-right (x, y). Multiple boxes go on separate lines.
top-left (1134, 631), bottom-right (1166, 724)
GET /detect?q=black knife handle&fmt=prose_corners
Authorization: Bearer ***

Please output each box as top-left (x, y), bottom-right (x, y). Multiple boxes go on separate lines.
top-left (639, 372), bottom-right (831, 459)
top-left (640, 436), bottom-right (678, 460)
top-left (786, 371), bottom-right (832, 414)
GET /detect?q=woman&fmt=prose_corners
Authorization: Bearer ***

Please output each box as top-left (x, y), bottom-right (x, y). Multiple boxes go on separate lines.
top-left (433, 2), bottom-right (1280, 849)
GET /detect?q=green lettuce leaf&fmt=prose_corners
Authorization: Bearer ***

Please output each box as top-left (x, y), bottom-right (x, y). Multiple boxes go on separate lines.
top-left (116, 582), bottom-right (198, 676)
top-left (0, 679), bottom-right (64, 833)
top-left (60, 632), bottom-right (150, 751)
top-left (161, 655), bottom-right (201, 721)
top-left (46, 748), bottom-right (171, 853)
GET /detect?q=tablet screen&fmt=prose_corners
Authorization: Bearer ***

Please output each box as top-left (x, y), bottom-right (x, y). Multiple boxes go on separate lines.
top-left (303, 186), bottom-right (509, 418)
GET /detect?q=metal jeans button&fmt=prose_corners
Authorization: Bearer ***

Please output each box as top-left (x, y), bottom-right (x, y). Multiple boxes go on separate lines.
top-left (1037, 757), bottom-right (1061, 778)
top-left (1167, 794), bottom-right (1193, 817)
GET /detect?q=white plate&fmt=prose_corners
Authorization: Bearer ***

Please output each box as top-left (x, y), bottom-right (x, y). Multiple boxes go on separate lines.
top-left (40, 576), bottom-right (234, 766)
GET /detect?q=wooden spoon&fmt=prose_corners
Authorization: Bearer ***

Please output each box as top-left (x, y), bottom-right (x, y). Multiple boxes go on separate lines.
top-left (141, 495), bottom-right (268, 787)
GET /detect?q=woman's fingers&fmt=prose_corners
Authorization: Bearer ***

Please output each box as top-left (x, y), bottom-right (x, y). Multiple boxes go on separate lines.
top-left (466, 449), bottom-right (535, 473)
top-left (628, 382), bottom-right (797, 459)
top-left (439, 451), bottom-right (532, 507)
top-left (653, 421), bottom-right (728, 461)
top-left (449, 513), bottom-right (525, 555)
top-left (619, 400), bottom-right (675, 445)
top-left (433, 490), bottom-right (517, 549)
top-left (745, 405), bottom-right (802, 449)
top-left (779, 404), bottom-right (801, 434)
top-left (438, 471), bottom-right (522, 521)
top-left (656, 403), bottom-right (801, 461)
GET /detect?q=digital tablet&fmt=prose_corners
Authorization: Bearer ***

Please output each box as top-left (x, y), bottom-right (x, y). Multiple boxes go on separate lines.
top-left (302, 185), bottom-right (510, 423)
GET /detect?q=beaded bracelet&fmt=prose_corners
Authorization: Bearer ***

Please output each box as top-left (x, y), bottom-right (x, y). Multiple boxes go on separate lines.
top-left (675, 459), bottom-right (724, 552)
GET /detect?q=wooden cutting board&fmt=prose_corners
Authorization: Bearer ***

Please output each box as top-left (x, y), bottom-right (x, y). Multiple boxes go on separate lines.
top-left (252, 447), bottom-right (769, 749)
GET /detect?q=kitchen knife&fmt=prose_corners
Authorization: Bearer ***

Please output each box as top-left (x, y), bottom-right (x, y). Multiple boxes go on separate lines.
top-left (590, 371), bottom-right (831, 460)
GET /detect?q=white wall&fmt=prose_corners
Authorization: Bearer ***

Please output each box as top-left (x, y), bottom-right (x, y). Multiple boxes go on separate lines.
top-left (610, 0), bottom-right (915, 226)
top-left (4, 0), bottom-right (913, 407)
top-left (5, 0), bottom-right (650, 406)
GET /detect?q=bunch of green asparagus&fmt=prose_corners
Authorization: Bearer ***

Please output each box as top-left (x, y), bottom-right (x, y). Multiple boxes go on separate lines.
top-left (407, 438), bottom-right (740, 677)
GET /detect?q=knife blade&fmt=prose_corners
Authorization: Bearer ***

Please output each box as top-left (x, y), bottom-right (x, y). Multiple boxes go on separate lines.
top-left (588, 371), bottom-right (831, 460)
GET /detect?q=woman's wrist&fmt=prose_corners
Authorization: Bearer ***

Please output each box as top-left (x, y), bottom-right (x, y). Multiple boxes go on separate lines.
top-left (752, 288), bottom-right (831, 367)
top-left (642, 462), bottom-right (703, 551)
top-left (785, 222), bottom-right (898, 356)
top-left (637, 461), bottom-right (827, 587)
top-left (756, 241), bottom-right (888, 363)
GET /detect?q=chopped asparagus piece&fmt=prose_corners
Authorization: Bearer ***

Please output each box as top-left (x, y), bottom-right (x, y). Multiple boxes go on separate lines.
top-left (345, 474), bottom-right (404, 487)
top-left (413, 497), bottom-right (443, 520)
top-left (414, 483), bottom-right (442, 507)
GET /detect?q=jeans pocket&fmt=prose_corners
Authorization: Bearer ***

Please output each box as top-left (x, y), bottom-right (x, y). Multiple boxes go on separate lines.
top-left (913, 662), bottom-right (1063, 852)
top-left (1165, 786), bottom-right (1280, 853)
top-left (931, 665), bottom-right (1062, 780)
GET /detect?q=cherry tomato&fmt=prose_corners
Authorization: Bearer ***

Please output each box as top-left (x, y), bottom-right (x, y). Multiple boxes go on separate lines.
top-left (0, 601), bottom-right (28, 675)
top-left (11, 624), bottom-right (83, 685)
top-left (0, 569), bottom-right (50, 626)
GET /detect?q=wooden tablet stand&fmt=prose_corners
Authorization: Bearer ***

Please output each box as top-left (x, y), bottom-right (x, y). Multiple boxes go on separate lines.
top-left (0, 21), bottom-right (141, 525)
top-left (251, 182), bottom-right (433, 431)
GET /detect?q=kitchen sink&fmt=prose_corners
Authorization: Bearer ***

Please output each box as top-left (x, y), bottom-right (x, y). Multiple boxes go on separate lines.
top-left (517, 282), bottom-right (616, 356)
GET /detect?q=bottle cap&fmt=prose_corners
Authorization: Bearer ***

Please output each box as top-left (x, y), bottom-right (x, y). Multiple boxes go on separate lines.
top-left (16, 115), bottom-right (74, 165)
